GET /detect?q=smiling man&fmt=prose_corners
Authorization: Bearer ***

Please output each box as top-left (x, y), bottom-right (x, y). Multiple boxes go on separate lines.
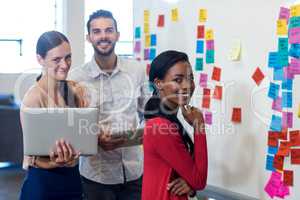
top-left (68, 10), bottom-right (149, 200)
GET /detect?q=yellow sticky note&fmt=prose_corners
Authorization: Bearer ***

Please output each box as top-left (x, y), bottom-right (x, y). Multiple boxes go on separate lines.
top-left (144, 22), bottom-right (149, 34)
top-left (228, 39), bottom-right (241, 61)
top-left (145, 34), bottom-right (151, 47)
top-left (144, 10), bottom-right (150, 22)
top-left (205, 29), bottom-right (214, 40)
top-left (199, 9), bottom-right (207, 23)
top-left (171, 8), bottom-right (179, 22)
top-left (298, 104), bottom-right (300, 118)
top-left (277, 19), bottom-right (287, 35)
top-left (291, 4), bottom-right (300, 17)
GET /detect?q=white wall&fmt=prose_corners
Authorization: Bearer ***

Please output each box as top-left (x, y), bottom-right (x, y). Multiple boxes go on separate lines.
top-left (0, 0), bottom-right (85, 100)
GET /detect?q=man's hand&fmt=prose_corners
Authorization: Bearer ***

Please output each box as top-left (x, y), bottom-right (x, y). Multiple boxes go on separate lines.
top-left (167, 177), bottom-right (195, 196)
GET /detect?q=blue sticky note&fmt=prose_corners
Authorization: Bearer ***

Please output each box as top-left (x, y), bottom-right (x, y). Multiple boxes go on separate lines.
top-left (149, 48), bottom-right (156, 60)
top-left (268, 146), bottom-right (278, 155)
top-left (289, 16), bottom-right (300, 29)
top-left (196, 40), bottom-right (204, 54)
top-left (268, 83), bottom-right (280, 100)
top-left (150, 34), bottom-right (157, 46)
top-left (282, 91), bottom-right (293, 108)
top-left (270, 115), bottom-right (282, 131)
top-left (195, 58), bottom-right (203, 71)
top-left (278, 38), bottom-right (288, 52)
top-left (282, 79), bottom-right (293, 90)
top-left (274, 68), bottom-right (284, 80)
top-left (268, 52), bottom-right (279, 68)
top-left (206, 50), bottom-right (214, 64)
top-left (289, 44), bottom-right (300, 59)
top-left (135, 27), bottom-right (141, 39)
top-left (266, 155), bottom-right (275, 171)
top-left (278, 51), bottom-right (288, 67)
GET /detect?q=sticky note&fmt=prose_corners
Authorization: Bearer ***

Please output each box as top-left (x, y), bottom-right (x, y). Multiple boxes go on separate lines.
top-left (195, 58), bottom-right (203, 71)
top-left (157, 15), bottom-right (164, 27)
top-left (282, 112), bottom-right (293, 129)
top-left (206, 40), bottom-right (214, 50)
top-left (282, 79), bottom-right (293, 90)
top-left (291, 149), bottom-right (300, 164)
top-left (149, 48), bottom-right (156, 61)
top-left (273, 155), bottom-right (284, 170)
top-left (289, 16), bottom-right (300, 29)
top-left (145, 34), bottom-right (151, 47)
top-left (298, 104), bottom-right (300, 118)
top-left (144, 10), bottom-right (150, 22)
top-left (206, 50), bottom-right (214, 64)
top-left (277, 19), bottom-right (288, 35)
top-left (283, 170), bottom-right (293, 186)
top-left (135, 27), bottom-right (141, 39)
top-left (288, 43), bottom-right (300, 58)
top-left (146, 64), bottom-right (151, 76)
top-left (199, 73), bottom-right (208, 87)
top-left (282, 91), bottom-right (292, 108)
top-left (150, 34), bottom-right (157, 46)
top-left (289, 130), bottom-right (300, 146)
top-left (268, 146), bottom-right (278, 155)
top-left (212, 66), bottom-right (221, 81)
top-left (202, 88), bottom-right (211, 109)
top-left (272, 97), bottom-right (282, 112)
top-left (276, 182), bottom-right (290, 198)
top-left (277, 141), bottom-right (290, 156)
top-left (268, 131), bottom-right (279, 147)
top-left (144, 22), bottom-right (150, 34)
top-left (144, 49), bottom-right (150, 60)
top-left (278, 51), bottom-right (288, 67)
top-left (268, 52), bottom-right (279, 68)
top-left (204, 111), bottom-right (212, 125)
top-left (199, 9), bottom-right (207, 23)
top-left (197, 25), bottom-right (205, 39)
top-left (284, 67), bottom-right (294, 79)
top-left (290, 4), bottom-right (300, 17)
top-left (252, 67), bottom-right (265, 86)
top-left (134, 41), bottom-right (141, 53)
top-left (228, 39), bottom-right (241, 61)
top-left (171, 8), bottom-right (179, 22)
top-left (205, 29), bottom-right (214, 40)
top-left (196, 40), bottom-right (204, 54)
top-left (289, 27), bottom-right (300, 44)
top-left (268, 83), bottom-right (280, 100)
top-left (274, 68), bottom-right (284, 80)
top-left (265, 155), bottom-right (275, 171)
top-left (279, 7), bottom-right (290, 21)
top-left (270, 115), bottom-right (282, 131)
top-left (231, 107), bottom-right (242, 123)
top-left (278, 38), bottom-right (288, 52)
top-left (213, 85), bottom-right (222, 100)
top-left (279, 129), bottom-right (288, 140)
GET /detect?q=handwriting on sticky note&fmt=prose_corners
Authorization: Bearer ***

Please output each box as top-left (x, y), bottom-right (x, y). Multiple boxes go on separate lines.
top-left (202, 88), bottom-right (210, 109)
top-left (144, 22), bottom-right (149, 34)
top-left (204, 111), bottom-right (212, 125)
top-left (290, 4), bottom-right (300, 17)
top-left (144, 10), bottom-right (150, 22)
top-left (145, 34), bottom-right (151, 47)
top-left (277, 19), bottom-right (288, 35)
top-left (279, 7), bottom-right (290, 21)
top-left (157, 14), bottom-right (164, 27)
top-left (199, 73), bottom-right (208, 87)
top-left (277, 141), bottom-right (290, 156)
top-left (134, 41), bottom-right (141, 53)
top-left (212, 66), bottom-right (221, 81)
top-left (206, 40), bottom-right (214, 50)
top-left (273, 155), bottom-right (284, 171)
top-left (171, 8), bottom-right (179, 22)
top-left (231, 107), bottom-right (242, 123)
top-left (291, 148), bottom-right (300, 164)
top-left (213, 85), bottom-right (222, 100)
top-left (199, 9), bottom-right (207, 22)
top-left (270, 115), bottom-right (282, 131)
top-left (272, 97), bottom-right (282, 112)
top-left (283, 170), bottom-right (293, 186)
top-left (205, 29), bottom-right (214, 40)
top-left (197, 25), bottom-right (205, 39)
top-left (268, 131), bottom-right (279, 147)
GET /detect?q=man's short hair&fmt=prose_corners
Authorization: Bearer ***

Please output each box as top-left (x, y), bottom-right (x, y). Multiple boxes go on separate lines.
top-left (87, 9), bottom-right (118, 34)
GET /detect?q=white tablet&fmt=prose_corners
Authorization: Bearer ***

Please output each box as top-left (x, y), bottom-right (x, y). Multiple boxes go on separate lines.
top-left (21, 107), bottom-right (99, 156)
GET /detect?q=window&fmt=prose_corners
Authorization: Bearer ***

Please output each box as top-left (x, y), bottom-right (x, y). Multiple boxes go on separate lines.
top-left (0, 0), bottom-right (60, 73)
top-left (84, 0), bottom-right (133, 61)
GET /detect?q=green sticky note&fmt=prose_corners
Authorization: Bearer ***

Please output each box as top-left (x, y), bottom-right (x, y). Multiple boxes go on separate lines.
top-left (195, 58), bottom-right (203, 71)
top-left (206, 50), bottom-right (214, 64)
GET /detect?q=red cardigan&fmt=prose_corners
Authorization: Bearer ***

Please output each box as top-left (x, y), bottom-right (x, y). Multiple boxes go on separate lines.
top-left (142, 117), bottom-right (208, 200)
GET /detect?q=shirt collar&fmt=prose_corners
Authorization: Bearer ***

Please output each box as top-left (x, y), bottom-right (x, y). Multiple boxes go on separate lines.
top-left (88, 55), bottom-right (129, 79)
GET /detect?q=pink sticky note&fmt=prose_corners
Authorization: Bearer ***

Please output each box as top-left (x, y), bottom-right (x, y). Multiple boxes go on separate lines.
top-left (134, 41), bottom-right (141, 53)
top-left (276, 182), bottom-right (290, 198)
top-left (144, 49), bottom-right (150, 60)
top-left (284, 67), bottom-right (294, 79)
top-left (289, 27), bottom-right (300, 44)
top-left (264, 182), bottom-right (276, 198)
top-left (282, 112), bottom-right (293, 129)
top-left (199, 73), bottom-right (208, 87)
top-left (272, 97), bottom-right (282, 112)
top-left (206, 40), bottom-right (214, 50)
top-left (205, 111), bottom-right (212, 125)
top-left (279, 7), bottom-right (290, 22)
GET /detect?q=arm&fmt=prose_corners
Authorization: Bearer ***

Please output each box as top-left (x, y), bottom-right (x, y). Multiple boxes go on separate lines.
top-left (147, 118), bottom-right (208, 190)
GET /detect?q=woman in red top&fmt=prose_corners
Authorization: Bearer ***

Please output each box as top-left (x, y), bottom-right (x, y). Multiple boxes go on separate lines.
top-left (142, 50), bottom-right (208, 200)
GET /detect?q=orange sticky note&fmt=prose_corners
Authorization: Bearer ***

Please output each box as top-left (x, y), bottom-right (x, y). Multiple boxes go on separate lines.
top-left (231, 107), bottom-right (241, 123)
top-left (202, 88), bottom-right (211, 109)
top-left (268, 131), bottom-right (279, 147)
top-left (277, 141), bottom-right (290, 156)
top-left (197, 25), bottom-right (205, 39)
top-left (273, 155), bottom-right (284, 170)
top-left (157, 15), bottom-right (164, 27)
top-left (291, 149), bottom-right (300, 164)
top-left (289, 130), bottom-right (300, 146)
top-left (213, 85), bottom-right (222, 100)
top-left (212, 66), bottom-right (221, 81)
top-left (283, 170), bottom-right (293, 186)
top-left (278, 129), bottom-right (288, 140)
top-left (252, 67), bottom-right (265, 86)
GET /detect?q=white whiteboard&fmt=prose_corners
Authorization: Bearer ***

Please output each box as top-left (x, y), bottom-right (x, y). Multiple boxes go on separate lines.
top-left (133, 0), bottom-right (300, 199)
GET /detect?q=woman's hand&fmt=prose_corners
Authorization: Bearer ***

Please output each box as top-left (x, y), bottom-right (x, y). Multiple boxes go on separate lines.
top-left (167, 177), bottom-right (195, 196)
top-left (181, 105), bottom-right (205, 132)
top-left (49, 139), bottom-right (80, 167)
